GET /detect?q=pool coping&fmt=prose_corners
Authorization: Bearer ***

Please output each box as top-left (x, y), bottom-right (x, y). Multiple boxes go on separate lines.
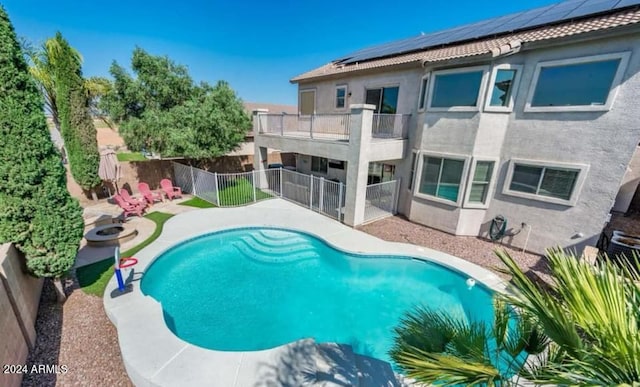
top-left (103, 199), bottom-right (507, 387)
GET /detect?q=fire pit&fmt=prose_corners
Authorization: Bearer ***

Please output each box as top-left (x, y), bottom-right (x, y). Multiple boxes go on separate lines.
top-left (85, 223), bottom-right (138, 247)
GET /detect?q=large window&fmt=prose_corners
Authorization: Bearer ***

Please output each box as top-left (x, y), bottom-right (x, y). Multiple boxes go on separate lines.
top-left (311, 156), bottom-right (327, 173)
top-left (365, 86), bottom-right (399, 113)
top-left (419, 156), bottom-right (465, 202)
top-left (467, 160), bottom-right (495, 205)
top-left (428, 66), bottom-right (487, 110)
top-left (299, 89), bottom-right (315, 115)
top-left (525, 52), bottom-right (629, 112)
top-left (335, 85), bottom-right (347, 109)
top-left (485, 65), bottom-right (522, 112)
top-left (504, 160), bottom-right (588, 205)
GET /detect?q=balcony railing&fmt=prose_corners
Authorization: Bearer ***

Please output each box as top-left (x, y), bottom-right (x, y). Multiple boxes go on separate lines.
top-left (257, 113), bottom-right (410, 141)
top-left (371, 114), bottom-right (411, 139)
top-left (258, 114), bottom-right (351, 141)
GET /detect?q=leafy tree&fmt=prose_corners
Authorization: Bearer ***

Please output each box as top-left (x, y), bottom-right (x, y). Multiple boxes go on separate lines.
top-left (85, 76), bottom-right (114, 128)
top-left (391, 249), bottom-right (640, 386)
top-left (101, 47), bottom-right (251, 158)
top-left (0, 7), bottom-right (84, 302)
top-left (49, 32), bottom-right (101, 192)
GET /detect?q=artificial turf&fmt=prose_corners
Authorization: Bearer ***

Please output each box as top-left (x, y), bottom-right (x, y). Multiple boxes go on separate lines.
top-left (76, 211), bottom-right (174, 297)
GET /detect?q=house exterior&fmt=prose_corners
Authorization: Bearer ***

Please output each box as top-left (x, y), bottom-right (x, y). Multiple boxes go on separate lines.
top-left (254, 0), bottom-right (640, 254)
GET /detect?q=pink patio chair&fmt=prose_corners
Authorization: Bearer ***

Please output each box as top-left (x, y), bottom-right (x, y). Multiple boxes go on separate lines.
top-left (119, 189), bottom-right (146, 207)
top-left (160, 179), bottom-right (182, 200)
top-left (113, 195), bottom-right (146, 218)
top-left (138, 182), bottom-right (163, 206)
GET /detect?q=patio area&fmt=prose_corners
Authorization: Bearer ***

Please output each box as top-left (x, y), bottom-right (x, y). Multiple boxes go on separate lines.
top-left (24, 198), bottom-right (548, 386)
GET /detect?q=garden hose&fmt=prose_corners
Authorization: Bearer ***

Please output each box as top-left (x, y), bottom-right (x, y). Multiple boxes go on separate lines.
top-left (489, 215), bottom-right (507, 241)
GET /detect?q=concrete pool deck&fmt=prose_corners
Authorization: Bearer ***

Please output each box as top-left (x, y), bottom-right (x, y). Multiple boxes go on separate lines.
top-left (104, 199), bottom-right (507, 387)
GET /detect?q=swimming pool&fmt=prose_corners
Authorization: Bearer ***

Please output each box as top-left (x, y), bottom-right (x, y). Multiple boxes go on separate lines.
top-left (141, 227), bottom-right (494, 363)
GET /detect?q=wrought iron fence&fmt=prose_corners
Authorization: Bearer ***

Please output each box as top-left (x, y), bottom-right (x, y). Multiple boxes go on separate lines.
top-left (280, 169), bottom-right (345, 221)
top-left (364, 179), bottom-right (400, 223)
top-left (172, 163), bottom-right (346, 221)
top-left (371, 114), bottom-right (411, 139)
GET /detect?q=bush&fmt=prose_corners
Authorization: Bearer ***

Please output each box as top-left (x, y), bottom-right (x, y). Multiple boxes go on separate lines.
top-left (0, 8), bottom-right (84, 279)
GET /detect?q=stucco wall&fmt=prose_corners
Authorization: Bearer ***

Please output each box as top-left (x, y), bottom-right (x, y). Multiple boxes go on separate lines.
top-left (0, 244), bottom-right (44, 387)
top-left (406, 33), bottom-right (640, 253)
top-left (294, 31), bottom-right (640, 254)
top-left (484, 35), bottom-right (640, 253)
top-left (298, 68), bottom-right (423, 116)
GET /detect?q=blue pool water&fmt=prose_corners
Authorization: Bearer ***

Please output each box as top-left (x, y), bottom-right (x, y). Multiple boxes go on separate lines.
top-left (141, 228), bottom-right (494, 363)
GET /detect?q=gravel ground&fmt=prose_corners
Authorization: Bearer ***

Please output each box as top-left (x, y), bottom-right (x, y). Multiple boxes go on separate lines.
top-left (359, 215), bottom-right (549, 282)
top-left (22, 275), bottom-right (132, 387)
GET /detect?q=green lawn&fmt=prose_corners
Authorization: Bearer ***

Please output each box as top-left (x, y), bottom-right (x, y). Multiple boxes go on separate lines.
top-left (76, 211), bottom-right (174, 297)
top-left (179, 197), bottom-right (216, 208)
top-left (116, 152), bottom-right (147, 162)
top-left (218, 178), bottom-right (272, 206)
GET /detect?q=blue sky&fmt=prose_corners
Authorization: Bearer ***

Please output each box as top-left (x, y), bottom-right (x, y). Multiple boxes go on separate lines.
top-left (4, 0), bottom-right (560, 105)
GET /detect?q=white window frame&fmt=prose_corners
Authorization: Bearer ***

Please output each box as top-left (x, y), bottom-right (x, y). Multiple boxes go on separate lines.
top-left (524, 52), bottom-right (630, 113)
top-left (407, 150), bottom-right (419, 191)
top-left (335, 85), bottom-right (348, 110)
top-left (463, 157), bottom-right (499, 209)
top-left (413, 151), bottom-right (471, 207)
top-left (426, 65), bottom-right (490, 112)
top-left (299, 88), bottom-right (316, 116)
top-left (502, 159), bottom-right (589, 206)
top-left (417, 74), bottom-right (430, 112)
top-left (484, 64), bottom-right (523, 113)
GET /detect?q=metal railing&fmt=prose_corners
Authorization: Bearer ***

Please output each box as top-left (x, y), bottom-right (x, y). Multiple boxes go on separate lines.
top-left (258, 113), bottom-right (350, 141)
top-left (372, 114), bottom-right (410, 139)
top-left (172, 163), bottom-right (346, 221)
top-left (364, 179), bottom-right (401, 223)
top-left (173, 163), bottom-right (280, 207)
top-left (281, 169), bottom-right (345, 221)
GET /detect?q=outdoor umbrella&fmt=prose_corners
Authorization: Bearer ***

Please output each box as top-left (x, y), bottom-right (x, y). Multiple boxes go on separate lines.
top-left (98, 149), bottom-right (121, 196)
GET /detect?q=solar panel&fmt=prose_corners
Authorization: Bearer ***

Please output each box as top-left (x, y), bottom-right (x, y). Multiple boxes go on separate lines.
top-left (566, 0), bottom-right (622, 18)
top-left (335, 0), bottom-right (639, 65)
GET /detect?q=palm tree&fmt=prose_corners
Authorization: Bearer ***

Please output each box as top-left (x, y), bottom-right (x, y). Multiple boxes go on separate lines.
top-left (391, 249), bottom-right (640, 386)
top-left (26, 37), bottom-right (80, 133)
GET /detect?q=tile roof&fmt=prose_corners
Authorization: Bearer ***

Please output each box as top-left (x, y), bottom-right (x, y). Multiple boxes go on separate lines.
top-left (291, 8), bottom-right (640, 83)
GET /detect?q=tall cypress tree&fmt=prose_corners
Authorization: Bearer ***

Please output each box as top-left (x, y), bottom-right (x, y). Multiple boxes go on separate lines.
top-left (0, 7), bottom-right (84, 301)
top-left (50, 32), bottom-right (101, 193)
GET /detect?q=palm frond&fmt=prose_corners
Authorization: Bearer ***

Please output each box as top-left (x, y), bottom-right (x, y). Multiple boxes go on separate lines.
top-left (394, 346), bottom-right (502, 386)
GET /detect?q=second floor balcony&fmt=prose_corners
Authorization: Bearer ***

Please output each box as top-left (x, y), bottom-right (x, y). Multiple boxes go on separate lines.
top-left (256, 112), bottom-right (411, 141)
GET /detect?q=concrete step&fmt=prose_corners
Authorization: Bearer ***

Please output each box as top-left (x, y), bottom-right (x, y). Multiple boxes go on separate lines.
top-left (233, 240), bottom-right (318, 264)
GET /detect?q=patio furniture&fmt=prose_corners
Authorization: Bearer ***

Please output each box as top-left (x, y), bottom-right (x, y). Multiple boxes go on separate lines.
top-left (160, 179), bottom-right (182, 200)
top-left (120, 189), bottom-right (146, 207)
top-left (138, 182), bottom-right (163, 205)
top-left (113, 195), bottom-right (146, 218)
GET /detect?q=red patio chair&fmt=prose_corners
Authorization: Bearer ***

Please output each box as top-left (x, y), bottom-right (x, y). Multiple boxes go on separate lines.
top-left (160, 179), bottom-right (182, 200)
top-left (120, 189), bottom-right (146, 207)
top-left (113, 195), bottom-right (146, 218)
top-left (138, 182), bottom-right (163, 205)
